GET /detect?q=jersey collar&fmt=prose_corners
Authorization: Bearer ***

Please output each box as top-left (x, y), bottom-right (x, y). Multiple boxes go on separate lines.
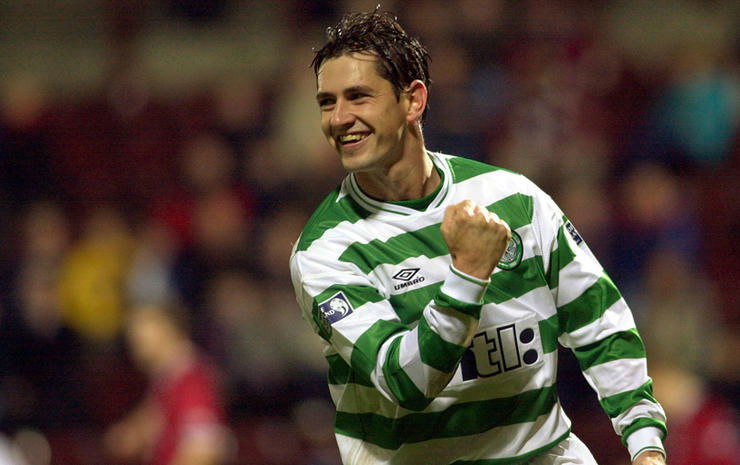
top-left (344, 151), bottom-right (452, 216)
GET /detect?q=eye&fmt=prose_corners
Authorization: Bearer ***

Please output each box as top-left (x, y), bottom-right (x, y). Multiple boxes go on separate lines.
top-left (317, 97), bottom-right (335, 110)
top-left (348, 92), bottom-right (369, 102)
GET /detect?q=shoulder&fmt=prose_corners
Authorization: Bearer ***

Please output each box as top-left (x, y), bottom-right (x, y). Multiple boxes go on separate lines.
top-left (294, 182), bottom-right (371, 254)
top-left (434, 152), bottom-right (522, 184)
top-left (434, 152), bottom-right (543, 202)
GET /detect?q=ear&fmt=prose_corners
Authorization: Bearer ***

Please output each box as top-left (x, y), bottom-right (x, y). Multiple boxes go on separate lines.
top-left (404, 79), bottom-right (428, 124)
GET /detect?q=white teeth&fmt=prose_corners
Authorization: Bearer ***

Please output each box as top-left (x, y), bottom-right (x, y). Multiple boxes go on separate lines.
top-left (339, 134), bottom-right (367, 144)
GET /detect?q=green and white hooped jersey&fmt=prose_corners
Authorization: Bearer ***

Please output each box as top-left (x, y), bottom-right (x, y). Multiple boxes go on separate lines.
top-left (290, 152), bottom-right (666, 465)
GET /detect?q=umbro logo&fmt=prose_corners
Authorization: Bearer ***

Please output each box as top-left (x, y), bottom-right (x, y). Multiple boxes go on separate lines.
top-left (393, 268), bottom-right (425, 291)
top-left (393, 268), bottom-right (420, 281)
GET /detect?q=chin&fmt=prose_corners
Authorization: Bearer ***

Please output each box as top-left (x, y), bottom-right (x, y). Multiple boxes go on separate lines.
top-left (339, 153), bottom-right (370, 173)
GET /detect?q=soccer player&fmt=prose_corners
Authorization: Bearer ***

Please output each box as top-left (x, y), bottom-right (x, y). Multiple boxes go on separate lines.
top-left (290, 10), bottom-right (667, 465)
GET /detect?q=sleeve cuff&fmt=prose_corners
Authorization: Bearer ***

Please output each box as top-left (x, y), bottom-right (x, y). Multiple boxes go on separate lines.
top-left (626, 426), bottom-right (665, 461)
top-left (439, 265), bottom-right (490, 304)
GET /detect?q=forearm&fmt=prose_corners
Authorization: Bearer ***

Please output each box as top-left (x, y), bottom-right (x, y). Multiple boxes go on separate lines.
top-left (375, 265), bottom-right (486, 408)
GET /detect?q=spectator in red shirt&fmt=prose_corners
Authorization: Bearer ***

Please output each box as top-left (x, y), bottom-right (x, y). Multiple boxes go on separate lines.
top-left (105, 304), bottom-right (230, 465)
top-left (653, 363), bottom-right (739, 465)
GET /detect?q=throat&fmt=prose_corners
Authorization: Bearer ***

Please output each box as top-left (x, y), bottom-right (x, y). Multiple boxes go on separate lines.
top-left (356, 156), bottom-right (440, 202)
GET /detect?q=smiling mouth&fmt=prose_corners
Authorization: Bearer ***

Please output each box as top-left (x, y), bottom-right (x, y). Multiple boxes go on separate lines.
top-left (337, 133), bottom-right (370, 145)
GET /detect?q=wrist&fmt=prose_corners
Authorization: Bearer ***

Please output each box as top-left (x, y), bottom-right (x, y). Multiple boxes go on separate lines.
top-left (627, 426), bottom-right (665, 462)
top-left (633, 449), bottom-right (665, 464)
top-left (434, 265), bottom-right (489, 319)
top-left (450, 257), bottom-right (495, 281)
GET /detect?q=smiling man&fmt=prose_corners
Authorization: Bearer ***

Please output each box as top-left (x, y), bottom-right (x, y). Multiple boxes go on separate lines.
top-left (290, 10), bottom-right (667, 465)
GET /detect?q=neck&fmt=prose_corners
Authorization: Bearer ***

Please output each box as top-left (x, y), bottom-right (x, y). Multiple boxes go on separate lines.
top-left (355, 134), bottom-right (440, 201)
top-left (152, 340), bottom-right (193, 379)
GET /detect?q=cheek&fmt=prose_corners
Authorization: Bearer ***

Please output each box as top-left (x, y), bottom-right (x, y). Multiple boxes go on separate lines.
top-left (320, 116), bottom-right (335, 142)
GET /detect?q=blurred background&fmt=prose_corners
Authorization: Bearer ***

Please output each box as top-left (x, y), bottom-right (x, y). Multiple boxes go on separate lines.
top-left (0, 0), bottom-right (738, 464)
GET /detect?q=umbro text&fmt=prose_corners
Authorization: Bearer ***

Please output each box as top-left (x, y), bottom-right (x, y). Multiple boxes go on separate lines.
top-left (394, 276), bottom-right (425, 290)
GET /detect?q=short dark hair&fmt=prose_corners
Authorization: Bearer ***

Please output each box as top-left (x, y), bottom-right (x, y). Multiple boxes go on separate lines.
top-left (312, 10), bottom-right (432, 119)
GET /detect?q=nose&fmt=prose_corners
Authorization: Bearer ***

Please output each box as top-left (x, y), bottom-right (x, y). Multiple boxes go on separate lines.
top-left (330, 99), bottom-right (355, 129)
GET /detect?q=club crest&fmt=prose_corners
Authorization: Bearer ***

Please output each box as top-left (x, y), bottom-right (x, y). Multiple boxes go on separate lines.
top-left (497, 231), bottom-right (523, 270)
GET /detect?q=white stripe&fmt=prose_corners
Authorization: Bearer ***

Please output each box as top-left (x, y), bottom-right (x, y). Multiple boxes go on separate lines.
top-left (553, 247), bottom-right (604, 308)
top-left (296, 268), bottom-right (370, 296)
top-left (300, 224), bottom-right (352, 259)
top-left (451, 171), bottom-right (526, 205)
top-left (423, 306), bottom-right (477, 346)
top-left (582, 358), bottom-right (648, 399)
top-left (371, 255), bottom-right (447, 298)
top-left (479, 286), bottom-right (557, 325)
top-left (307, 208), bottom-right (446, 256)
top-left (444, 351), bottom-right (559, 402)
top-left (326, 301), bottom-right (402, 367)
top-left (611, 399), bottom-right (667, 436)
top-left (626, 427), bottom-right (665, 461)
top-left (559, 298), bottom-right (635, 348)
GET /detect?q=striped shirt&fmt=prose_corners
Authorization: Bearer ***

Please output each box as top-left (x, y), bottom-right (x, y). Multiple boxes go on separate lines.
top-left (290, 152), bottom-right (666, 464)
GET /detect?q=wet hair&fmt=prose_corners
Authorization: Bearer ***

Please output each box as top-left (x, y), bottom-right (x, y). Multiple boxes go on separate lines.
top-left (312, 9), bottom-right (432, 120)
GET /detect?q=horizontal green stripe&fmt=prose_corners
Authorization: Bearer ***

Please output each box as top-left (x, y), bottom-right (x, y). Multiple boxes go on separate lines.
top-left (448, 156), bottom-right (503, 183)
top-left (539, 314), bottom-right (560, 354)
top-left (335, 386), bottom-right (558, 449)
top-left (418, 317), bottom-right (467, 373)
top-left (572, 328), bottom-right (645, 370)
top-left (339, 224), bottom-right (446, 274)
top-left (558, 274), bottom-right (622, 334)
top-left (351, 320), bottom-right (408, 383)
top-left (383, 336), bottom-right (432, 411)
top-left (451, 429), bottom-right (571, 465)
top-left (485, 255), bottom-right (546, 304)
top-left (296, 188), bottom-right (372, 252)
top-left (327, 353), bottom-right (373, 387)
top-left (389, 283), bottom-right (440, 324)
top-left (485, 193), bottom-right (533, 233)
top-left (621, 417), bottom-right (667, 448)
top-left (315, 284), bottom-right (384, 310)
top-left (600, 380), bottom-right (658, 418)
top-left (434, 292), bottom-right (482, 319)
top-left (547, 225), bottom-right (577, 289)
top-left (338, 194), bottom-right (534, 275)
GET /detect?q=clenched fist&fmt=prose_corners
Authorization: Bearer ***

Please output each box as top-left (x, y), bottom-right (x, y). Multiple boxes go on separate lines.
top-left (440, 200), bottom-right (511, 280)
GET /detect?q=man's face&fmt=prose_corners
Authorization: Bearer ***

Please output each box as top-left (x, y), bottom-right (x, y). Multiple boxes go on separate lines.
top-left (316, 52), bottom-right (409, 174)
top-left (126, 310), bottom-right (172, 374)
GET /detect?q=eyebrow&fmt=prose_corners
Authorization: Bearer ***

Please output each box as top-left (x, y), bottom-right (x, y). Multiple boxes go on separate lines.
top-left (315, 91), bottom-right (333, 102)
top-left (316, 85), bottom-right (374, 101)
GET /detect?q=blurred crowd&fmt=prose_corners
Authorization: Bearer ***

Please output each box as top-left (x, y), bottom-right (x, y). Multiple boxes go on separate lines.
top-left (0, 1), bottom-right (738, 464)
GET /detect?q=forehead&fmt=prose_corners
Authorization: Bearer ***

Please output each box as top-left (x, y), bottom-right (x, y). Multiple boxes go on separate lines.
top-left (316, 52), bottom-right (388, 93)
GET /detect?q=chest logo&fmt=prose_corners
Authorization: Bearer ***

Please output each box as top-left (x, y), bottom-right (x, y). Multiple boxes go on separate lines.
top-left (461, 318), bottom-right (542, 381)
top-left (497, 231), bottom-right (523, 270)
top-left (392, 268), bottom-right (426, 291)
